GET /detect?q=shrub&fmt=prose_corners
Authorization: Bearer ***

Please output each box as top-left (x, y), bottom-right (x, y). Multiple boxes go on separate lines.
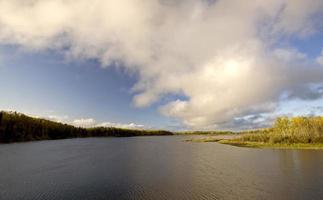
top-left (238, 116), bottom-right (323, 144)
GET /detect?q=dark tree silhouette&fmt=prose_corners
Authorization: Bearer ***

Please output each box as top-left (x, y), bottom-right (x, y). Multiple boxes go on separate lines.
top-left (0, 111), bottom-right (173, 143)
top-left (0, 112), bottom-right (2, 126)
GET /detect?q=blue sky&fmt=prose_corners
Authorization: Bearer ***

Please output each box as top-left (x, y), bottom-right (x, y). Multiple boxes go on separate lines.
top-left (0, 46), bottom-right (175, 129)
top-left (0, 0), bottom-right (322, 130)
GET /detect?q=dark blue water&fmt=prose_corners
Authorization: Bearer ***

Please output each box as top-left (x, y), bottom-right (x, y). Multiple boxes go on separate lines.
top-left (0, 136), bottom-right (323, 200)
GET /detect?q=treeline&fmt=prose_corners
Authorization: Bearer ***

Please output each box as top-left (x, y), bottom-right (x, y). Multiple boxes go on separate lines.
top-left (0, 111), bottom-right (173, 143)
top-left (239, 116), bottom-right (323, 144)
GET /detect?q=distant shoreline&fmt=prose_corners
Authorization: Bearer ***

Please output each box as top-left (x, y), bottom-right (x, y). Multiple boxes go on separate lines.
top-left (0, 111), bottom-right (239, 143)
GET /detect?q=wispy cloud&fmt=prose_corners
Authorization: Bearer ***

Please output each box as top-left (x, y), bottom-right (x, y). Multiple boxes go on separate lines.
top-left (0, 0), bottom-right (323, 129)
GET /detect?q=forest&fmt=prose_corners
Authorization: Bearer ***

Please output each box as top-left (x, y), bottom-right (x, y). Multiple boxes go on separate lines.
top-left (0, 111), bottom-right (173, 143)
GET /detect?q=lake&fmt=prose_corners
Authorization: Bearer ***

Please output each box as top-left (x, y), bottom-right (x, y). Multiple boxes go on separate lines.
top-left (0, 136), bottom-right (323, 200)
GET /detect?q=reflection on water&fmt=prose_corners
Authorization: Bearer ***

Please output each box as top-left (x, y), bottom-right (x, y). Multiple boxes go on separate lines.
top-left (0, 136), bottom-right (323, 200)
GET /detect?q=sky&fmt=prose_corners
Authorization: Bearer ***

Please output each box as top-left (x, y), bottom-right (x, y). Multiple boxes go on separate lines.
top-left (0, 0), bottom-right (323, 131)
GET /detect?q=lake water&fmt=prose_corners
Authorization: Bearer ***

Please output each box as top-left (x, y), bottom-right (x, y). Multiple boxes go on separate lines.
top-left (0, 136), bottom-right (323, 200)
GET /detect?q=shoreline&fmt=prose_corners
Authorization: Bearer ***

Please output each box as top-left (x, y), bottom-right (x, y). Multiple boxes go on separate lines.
top-left (219, 140), bottom-right (323, 149)
top-left (184, 134), bottom-right (242, 142)
top-left (186, 136), bottom-right (323, 150)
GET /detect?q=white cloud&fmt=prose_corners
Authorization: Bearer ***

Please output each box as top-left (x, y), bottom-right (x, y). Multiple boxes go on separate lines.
top-left (47, 115), bottom-right (69, 123)
top-left (0, 0), bottom-right (323, 128)
top-left (273, 48), bottom-right (306, 63)
top-left (97, 122), bottom-right (145, 129)
top-left (72, 118), bottom-right (96, 128)
top-left (317, 50), bottom-right (323, 66)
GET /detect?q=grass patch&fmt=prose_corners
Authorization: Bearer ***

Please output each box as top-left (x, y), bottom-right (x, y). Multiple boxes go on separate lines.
top-left (219, 140), bottom-right (323, 149)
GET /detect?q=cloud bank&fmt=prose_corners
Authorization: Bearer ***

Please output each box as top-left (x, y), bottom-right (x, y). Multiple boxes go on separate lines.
top-left (72, 118), bottom-right (144, 129)
top-left (0, 0), bottom-right (323, 129)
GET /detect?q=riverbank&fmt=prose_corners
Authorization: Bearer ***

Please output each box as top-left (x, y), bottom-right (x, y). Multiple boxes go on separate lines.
top-left (186, 134), bottom-right (323, 150)
top-left (219, 140), bottom-right (323, 149)
top-left (187, 137), bottom-right (323, 149)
